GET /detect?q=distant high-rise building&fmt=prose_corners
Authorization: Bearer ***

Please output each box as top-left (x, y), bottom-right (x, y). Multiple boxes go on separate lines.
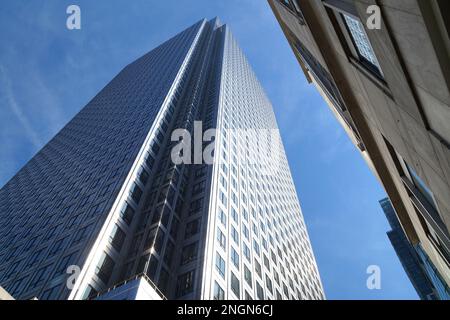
top-left (0, 18), bottom-right (324, 300)
top-left (269, 0), bottom-right (450, 290)
top-left (379, 197), bottom-right (438, 300)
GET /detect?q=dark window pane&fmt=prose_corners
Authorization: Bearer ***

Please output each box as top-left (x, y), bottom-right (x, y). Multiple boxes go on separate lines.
top-left (176, 270), bottom-right (195, 297)
top-left (181, 242), bottom-right (198, 265)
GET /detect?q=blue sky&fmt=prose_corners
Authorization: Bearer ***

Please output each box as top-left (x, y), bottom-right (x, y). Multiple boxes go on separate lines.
top-left (0, 0), bottom-right (418, 299)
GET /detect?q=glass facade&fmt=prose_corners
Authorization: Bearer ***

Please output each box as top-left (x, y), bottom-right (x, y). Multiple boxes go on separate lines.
top-left (0, 18), bottom-right (324, 300)
top-left (379, 198), bottom-right (440, 300)
top-left (415, 244), bottom-right (450, 300)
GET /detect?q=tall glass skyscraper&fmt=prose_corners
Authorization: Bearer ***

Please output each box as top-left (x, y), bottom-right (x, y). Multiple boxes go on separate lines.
top-left (0, 18), bottom-right (324, 300)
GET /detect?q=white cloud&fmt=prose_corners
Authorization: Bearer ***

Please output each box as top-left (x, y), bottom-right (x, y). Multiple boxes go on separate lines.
top-left (0, 64), bottom-right (43, 149)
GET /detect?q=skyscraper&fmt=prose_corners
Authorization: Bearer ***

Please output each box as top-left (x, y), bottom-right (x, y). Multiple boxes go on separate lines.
top-left (269, 0), bottom-right (450, 290)
top-left (0, 18), bottom-right (324, 300)
top-left (379, 198), bottom-right (437, 300)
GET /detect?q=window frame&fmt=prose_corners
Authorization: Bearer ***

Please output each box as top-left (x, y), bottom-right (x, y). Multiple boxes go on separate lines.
top-left (230, 272), bottom-right (240, 298)
top-left (215, 252), bottom-right (226, 278)
top-left (384, 138), bottom-right (450, 264)
top-left (323, 0), bottom-right (389, 91)
top-left (340, 13), bottom-right (383, 78)
top-left (213, 281), bottom-right (225, 300)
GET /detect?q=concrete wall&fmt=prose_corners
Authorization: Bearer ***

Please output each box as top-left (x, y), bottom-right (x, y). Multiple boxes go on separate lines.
top-left (269, 0), bottom-right (450, 287)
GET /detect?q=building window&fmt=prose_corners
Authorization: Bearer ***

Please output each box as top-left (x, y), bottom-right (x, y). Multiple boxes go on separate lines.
top-left (168, 213), bottom-right (179, 235)
top-left (95, 252), bottom-right (115, 284)
top-left (220, 174), bottom-right (227, 189)
top-left (256, 281), bottom-right (264, 300)
top-left (242, 208), bottom-right (249, 222)
top-left (231, 208), bottom-right (238, 223)
top-left (189, 198), bottom-right (204, 216)
top-left (163, 240), bottom-right (175, 267)
top-left (255, 259), bottom-right (262, 279)
top-left (216, 252), bottom-right (226, 278)
top-left (274, 271), bottom-right (280, 285)
top-left (231, 247), bottom-right (240, 270)
top-left (231, 226), bottom-right (239, 245)
top-left (153, 229), bottom-right (165, 255)
top-left (243, 243), bottom-right (251, 261)
top-left (253, 239), bottom-right (260, 256)
top-left (384, 138), bottom-right (449, 261)
top-left (341, 14), bottom-right (383, 77)
top-left (130, 183), bottom-right (143, 204)
top-left (109, 224), bottom-right (126, 252)
top-left (144, 227), bottom-right (157, 250)
top-left (145, 152), bottom-right (155, 169)
top-left (160, 205), bottom-right (171, 227)
top-left (218, 209), bottom-right (227, 226)
top-left (176, 270), bottom-right (195, 297)
top-left (402, 163), bottom-right (450, 261)
top-left (323, 1), bottom-right (384, 80)
top-left (283, 283), bottom-right (289, 296)
top-left (138, 166), bottom-right (150, 185)
top-left (230, 272), bottom-right (240, 298)
top-left (220, 191), bottom-right (227, 207)
top-left (120, 202), bottom-right (135, 225)
top-left (181, 242), bottom-right (198, 265)
top-left (415, 244), bottom-right (450, 299)
top-left (266, 274), bottom-right (273, 294)
top-left (276, 290), bottom-right (282, 300)
top-left (263, 254), bottom-right (270, 270)
top-left (242, 224), bottom-right (249, 240)
top-left (158, 267), bottom-right (170, 295)
top-left (244, 265), bottom-right (252, 287)
top-left (217, 228), bottom-right (226, 249)
top-left (185, 219), bottom-right (200, 239)
top-left (195, 166), bottom-right (207, 179)
top-left (192, 180), bottom-right (206, 195)
top-left (213, 281), bottom-right (225, 300)
top-left (405, 163), bottom-right (438, 212)
top-left (145, 255), bottom-right (159, 281)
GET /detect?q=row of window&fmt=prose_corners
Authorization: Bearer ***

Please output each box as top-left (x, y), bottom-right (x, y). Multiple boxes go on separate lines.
top-left (206, 29), bottom-right (323, 300)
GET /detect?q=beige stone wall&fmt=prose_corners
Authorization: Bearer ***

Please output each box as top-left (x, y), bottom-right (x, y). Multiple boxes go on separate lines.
top-left (269, 0), bottom-right (450, 286)
top-left (0, 286), bottom-right (14, 300)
